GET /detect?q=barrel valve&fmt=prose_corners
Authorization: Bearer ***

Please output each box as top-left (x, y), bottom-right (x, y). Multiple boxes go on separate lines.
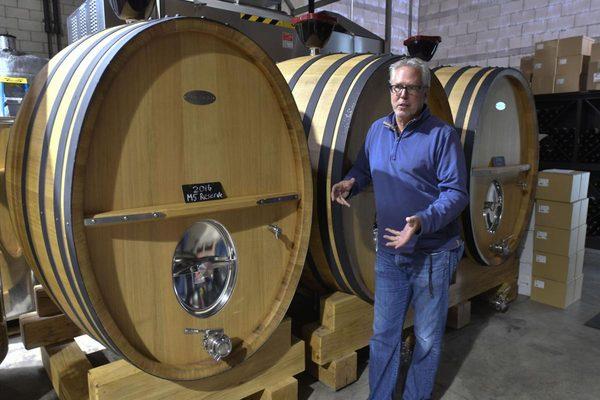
top-left (517, 180), bottom-right (528, 192)
top-left (488, 283), bottom-right (512, 313)
top-left (489, 235), bottom-right (513, 256)
top-left (184, 328), bottom-right (232, 361)
top-left (267, 224), bottom-right (282, 239)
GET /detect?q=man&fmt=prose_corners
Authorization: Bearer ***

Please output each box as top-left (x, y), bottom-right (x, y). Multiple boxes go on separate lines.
top-left (330, 57), bottom-right (468, 400)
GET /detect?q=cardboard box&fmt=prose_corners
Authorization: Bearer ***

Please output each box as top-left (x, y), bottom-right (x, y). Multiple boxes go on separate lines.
top-left (532, 56), bottom-right (557, 78)
top-left (519, 261), bottom-right (532, 279)
top-left (533, 40), bottom-right (558, 91)
top-left (520, 230), bottom-right (534, 263)
top-left (536, 169), bottom-right (590, 202)
top-left (521, 55), bottom-right (534, 72)
top-left (575, 250), bottom-right (585, 277)
top-left (556, 55), bottom-right (589, 76)
top-left (554, 55), bottom-right (589, 92)
top-left (591, 42), bottom-right (600, 62)
top-left (520, 56), bottom-right (533, 83)
top-left (579, 225), bottom-right (587, 252)
top-left (532, 73), bottom-right (555, 94)
top-left (527, 205), bottom-right (535, 231)
top-left (587, 61), bottom-right (600, 91)
top-left (557, 36), bottom-right (594, 57)
top-left (535, 198), bottom-right (589, 230)
top-left (531, 274), bottom-right (584, 309)
top-left (580, 171), bottom-right (590, 198)
top-left (554, 70), bottom-right (589, 92)
top-left (518, 262), bottom-right (532, 296)
top-left (535, 39), bottom-right (559, 53)
top-left (554, 75), bottom-right (581, 93)
top-left (518, 281), bottom-right (531, 296)
top-left (534, 224), bottom-right (586, 256)
top-left (532, 249), bottom-right (585, 282)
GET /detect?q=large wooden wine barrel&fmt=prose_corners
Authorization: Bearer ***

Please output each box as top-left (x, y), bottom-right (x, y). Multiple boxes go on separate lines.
top-left (0, 118), bottom-right (22, 259)
top-left (0, 118), bottom-right (11, 364)
top-left (7, 17), bottom-right (311, 380)
top-left (0, 117), bottom-right (33, 321)
top-left (0, 284), bottom-right (7, 364)
top-left (277, 54), bottom-right (454, 301)
top-left (434, 66), bottom-right (538, 266)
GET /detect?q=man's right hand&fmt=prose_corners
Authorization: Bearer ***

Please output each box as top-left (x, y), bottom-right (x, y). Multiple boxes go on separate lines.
top-left (330, 178), bottom-right (355, 207)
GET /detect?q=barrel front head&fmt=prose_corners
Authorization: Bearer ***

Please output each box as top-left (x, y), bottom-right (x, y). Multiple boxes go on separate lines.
top-left (434, 66), bottom-right (539, 266)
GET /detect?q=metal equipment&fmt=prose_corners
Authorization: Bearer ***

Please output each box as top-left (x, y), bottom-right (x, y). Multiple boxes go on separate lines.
top-left (404, 35), bottom-right (441, 61)
top-left (66, 0), bottom-right (384, 62)
top-left (0, 34), bottom-right (47, 117)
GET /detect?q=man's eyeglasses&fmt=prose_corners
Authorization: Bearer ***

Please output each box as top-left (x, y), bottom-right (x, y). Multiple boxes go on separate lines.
top-left (388, 84), bottom-right (426, 95)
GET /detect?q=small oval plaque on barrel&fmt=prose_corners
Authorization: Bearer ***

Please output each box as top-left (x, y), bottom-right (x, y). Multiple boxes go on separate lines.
top-left (184, 90), bottom-right (216, 105)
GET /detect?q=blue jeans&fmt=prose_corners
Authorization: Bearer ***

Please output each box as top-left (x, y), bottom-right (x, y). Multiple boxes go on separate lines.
top-left (368, 244), bottom-right (463, 400)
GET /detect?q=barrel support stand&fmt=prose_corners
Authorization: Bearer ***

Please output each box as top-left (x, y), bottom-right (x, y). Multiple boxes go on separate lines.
top-left (448, 255), bottom-right (519, 321)
top-left (302, 255), bottom-right (519, 390)
top-left (23, 287), bottom-right (305, 400)
top-left (446, 300), bottom-right (472, 330)
top-left (300, 291), bottom-right (373, 390)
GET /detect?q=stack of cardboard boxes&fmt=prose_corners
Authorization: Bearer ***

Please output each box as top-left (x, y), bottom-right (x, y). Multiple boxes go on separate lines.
top-left (531, 36), bottom-right (594, 94)
top-left (531, 170), bottom-right (589, 308)
top-left (586, 43), bottom-right (600, 91)
top-left (518, 208), bottom-right (535, 296)
top-left (531, 39), bottom-right (558, 93)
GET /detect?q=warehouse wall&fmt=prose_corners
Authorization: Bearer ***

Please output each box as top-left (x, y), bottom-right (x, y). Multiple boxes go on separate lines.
top-left (0, 0), bottom-right (80, 58)
top-left (419, 0), bottom-right (600, 68)
top-left (319, 0), bottom-right (419, 54)
top-left (6, 0), bottom-right (600, 67)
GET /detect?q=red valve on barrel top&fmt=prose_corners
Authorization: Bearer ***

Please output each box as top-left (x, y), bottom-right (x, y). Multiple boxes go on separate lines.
top-left (291, 12), bottom-right (337, 51)
top-left (404, 35), bottom-right (442, 61)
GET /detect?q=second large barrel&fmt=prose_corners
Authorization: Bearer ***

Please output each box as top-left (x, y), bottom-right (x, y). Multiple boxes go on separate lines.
top-left (434, 66), bottom-right (538, 267)
top-left (277, 54), bottom-right (454, 302)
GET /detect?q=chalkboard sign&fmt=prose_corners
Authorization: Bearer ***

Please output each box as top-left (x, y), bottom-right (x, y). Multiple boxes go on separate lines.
top-left (491, 156), bottom-right (506, 167)
top-left (182, 182), bottom-right (226, 203)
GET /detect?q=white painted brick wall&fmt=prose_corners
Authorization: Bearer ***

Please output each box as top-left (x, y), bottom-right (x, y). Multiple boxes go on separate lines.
top-left (562, 0), bottom-right (591, 16)
top-left (1, 0), bottom-right (83, 58)
top-left (420, 0), bottom-right (600, 68)
top-left (501, 0), bottom-right (524, 16)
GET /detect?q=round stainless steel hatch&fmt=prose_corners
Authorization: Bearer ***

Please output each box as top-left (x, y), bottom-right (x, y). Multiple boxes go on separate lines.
top-left (172, 220), bottom-right (237, 318)
top-left (483, 180), bottom-right (504, 233)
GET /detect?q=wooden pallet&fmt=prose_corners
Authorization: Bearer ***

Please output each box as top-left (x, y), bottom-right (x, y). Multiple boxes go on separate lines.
top-left (21, 288), bottom-right (305, 400)
top-left (300, 255), bottom-right (519, 390)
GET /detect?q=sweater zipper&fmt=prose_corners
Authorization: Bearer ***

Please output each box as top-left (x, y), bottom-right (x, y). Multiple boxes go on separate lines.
top-left (392, 129), bottom-right (406, 161)
top-left (392, 134), bottom-right (400, 160)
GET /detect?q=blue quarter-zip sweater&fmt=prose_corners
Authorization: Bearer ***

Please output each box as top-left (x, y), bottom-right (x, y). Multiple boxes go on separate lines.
top-left (345, 106), bottom-right (469, 255)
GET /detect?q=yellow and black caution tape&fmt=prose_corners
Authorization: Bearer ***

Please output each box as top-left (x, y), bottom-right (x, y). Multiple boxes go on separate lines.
top-left (0, 76), bottom-right (28, 84)
top-left (240, 13), bottom-right (294, 29)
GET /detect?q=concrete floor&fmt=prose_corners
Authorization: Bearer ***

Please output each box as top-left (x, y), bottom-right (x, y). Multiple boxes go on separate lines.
top-left (1, 250), bottom-right (599, 400)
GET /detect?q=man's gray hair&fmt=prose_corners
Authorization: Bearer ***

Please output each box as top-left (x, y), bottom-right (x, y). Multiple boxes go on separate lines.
top-left (389, 57), bottom-right (431, 88)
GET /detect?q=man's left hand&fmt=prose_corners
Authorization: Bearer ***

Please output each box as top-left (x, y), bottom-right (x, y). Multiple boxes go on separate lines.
top-left (383, 216), bottom-right (422, 249)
